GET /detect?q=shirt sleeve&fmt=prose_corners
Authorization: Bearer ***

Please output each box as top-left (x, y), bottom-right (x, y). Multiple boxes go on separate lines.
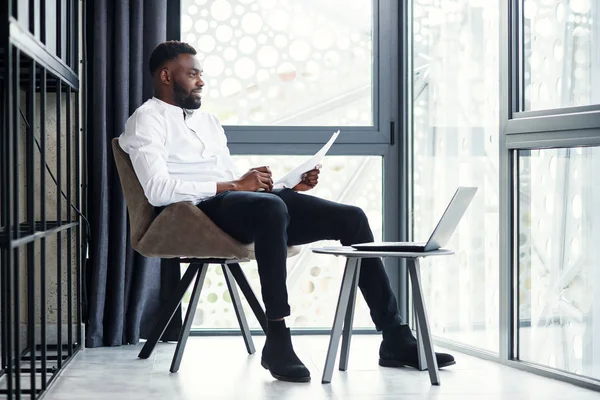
top-left (119, 110), bottom-right (219, 207)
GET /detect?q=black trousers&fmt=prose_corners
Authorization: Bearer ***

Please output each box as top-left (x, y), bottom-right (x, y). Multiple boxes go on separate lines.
top-left (196, 188), bottom-right (403, 331)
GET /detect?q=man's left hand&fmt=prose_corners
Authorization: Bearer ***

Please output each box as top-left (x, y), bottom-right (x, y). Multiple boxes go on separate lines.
top-left (293, 167), bottom-right (320, 192)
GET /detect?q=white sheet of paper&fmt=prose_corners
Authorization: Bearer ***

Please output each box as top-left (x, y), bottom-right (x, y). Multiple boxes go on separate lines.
top-left (274, 130), bottom-right (340, 188)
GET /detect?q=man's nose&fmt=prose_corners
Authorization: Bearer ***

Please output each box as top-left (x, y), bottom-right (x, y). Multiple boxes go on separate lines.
top-left (197, 77), bottom-right (205, 87)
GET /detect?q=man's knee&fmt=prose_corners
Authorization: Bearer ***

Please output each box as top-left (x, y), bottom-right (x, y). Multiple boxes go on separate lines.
top-left (344, 205), bottom-right (368, 224)
top-left (257, 194), bottom-right (289, 222)
top-left (340, 205), bottom-right (373, 242)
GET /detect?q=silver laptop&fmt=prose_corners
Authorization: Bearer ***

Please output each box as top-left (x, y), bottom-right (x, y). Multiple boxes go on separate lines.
top-left (352, 187), bottom-right (477, 252)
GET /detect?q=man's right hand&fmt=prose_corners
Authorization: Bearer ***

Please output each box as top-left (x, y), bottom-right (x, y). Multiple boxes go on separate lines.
top-left (235, 167), bottom-right (273, 192)
top-left (250, 166), bottom-right (271, 175)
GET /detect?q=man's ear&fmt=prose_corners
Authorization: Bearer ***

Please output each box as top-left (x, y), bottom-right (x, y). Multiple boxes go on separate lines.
top-left (159, 68), bottom-right (171, 85)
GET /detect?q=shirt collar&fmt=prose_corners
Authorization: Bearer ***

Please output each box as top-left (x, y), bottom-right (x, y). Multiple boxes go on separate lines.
top-left (151, 97), bottom-right (189, 118)
top-left (183, 108), bottom-right (195, 119)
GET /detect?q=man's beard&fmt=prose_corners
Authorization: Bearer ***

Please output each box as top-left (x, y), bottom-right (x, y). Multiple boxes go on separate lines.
top-left (173, 81), bottom-right (202, 109)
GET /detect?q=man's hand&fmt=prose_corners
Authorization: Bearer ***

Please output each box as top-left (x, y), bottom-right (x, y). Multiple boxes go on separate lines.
top-left (234, 166), bottom-right (273, 192)
top-left (293, 167), bottom-right (320, 192)
top-left (250, 166), bottom-right (271, 175)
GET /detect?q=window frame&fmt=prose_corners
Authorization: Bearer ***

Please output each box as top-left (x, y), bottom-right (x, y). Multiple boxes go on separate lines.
top-left (176, 0), bottom-right (397, 145)
top-left (505, 0), bottom-right (600, 136)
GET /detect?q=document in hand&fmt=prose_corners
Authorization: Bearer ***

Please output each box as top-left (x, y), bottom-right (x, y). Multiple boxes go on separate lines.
top-left (274, 130), bottom-right (340, 188)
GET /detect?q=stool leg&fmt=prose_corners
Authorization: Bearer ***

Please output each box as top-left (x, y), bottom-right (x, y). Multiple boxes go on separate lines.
top-left (138, 263), bottom-right (200, 359)
top-left (339, 260), bottom-right (361, 371)
top-left (222, 264), bottom-right (256, 355)
top-left (322, 258), bottom-right (359, 384)
top-left (415, 262), bottom-right (427, 371)
top-left (416, 310), bottom-right (428, 370)
top-left (408, 258), bottom-right (440, 385)
top-left (228, 263), bottom-right (268, 334)
top-left (170, 264), bottom-right (208, 373)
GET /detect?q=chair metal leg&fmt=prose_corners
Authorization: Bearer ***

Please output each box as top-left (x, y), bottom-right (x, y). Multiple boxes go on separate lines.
top-left (170, 264), bottom-right (208, 373)
top-left (339, 260), bottom-right (361, 371)
top-left (228, 263), bottom-right (267, 334)
top-left (407, 258), bottom-right (440, 385)
top-left (222, 264), bottom-right (255, 355)
top-left (322, 258), bottom-right (359, 384)
top-left (138, 263), bottom-right (200, 359)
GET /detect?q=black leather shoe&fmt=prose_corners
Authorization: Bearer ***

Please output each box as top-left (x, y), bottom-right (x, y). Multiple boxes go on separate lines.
top-left (261, 322), bottom-right (311, 383)
top-left (379, 325), bottom-right (455, 369)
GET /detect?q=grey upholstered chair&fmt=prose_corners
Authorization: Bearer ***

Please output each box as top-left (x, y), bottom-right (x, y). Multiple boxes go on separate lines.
top-left (112, 138), bottom-right (299, 372)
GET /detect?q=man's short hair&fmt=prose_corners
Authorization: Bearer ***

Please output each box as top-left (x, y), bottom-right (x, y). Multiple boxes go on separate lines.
top-left (148, 41), bottom-right (197, 74)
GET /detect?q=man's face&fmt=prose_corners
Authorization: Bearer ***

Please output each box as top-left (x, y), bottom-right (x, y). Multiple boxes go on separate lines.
top-left (172, 54), bottom-right (204, 109)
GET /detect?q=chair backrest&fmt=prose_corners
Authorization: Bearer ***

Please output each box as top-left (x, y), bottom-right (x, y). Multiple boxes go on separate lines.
top-left (112, 138), bottom-right (155, 248)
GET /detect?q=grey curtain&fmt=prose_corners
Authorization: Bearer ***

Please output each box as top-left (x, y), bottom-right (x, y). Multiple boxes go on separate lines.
top-left (85, 0), bottom-right (182, 347)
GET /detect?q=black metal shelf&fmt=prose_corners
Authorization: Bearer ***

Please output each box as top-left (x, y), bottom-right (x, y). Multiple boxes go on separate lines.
top-left (0, 344), bottom-right (80, 397)
top-left (0, 41), bottom-right (75, 92)
top-left (0, 221), bottom-right (80, 249)
top-left (2, 1), bottom-right (83, 399)
top-left (7, 19), bottom-right (79, 90)
top-left (16, 51), bottom-right (74, 93)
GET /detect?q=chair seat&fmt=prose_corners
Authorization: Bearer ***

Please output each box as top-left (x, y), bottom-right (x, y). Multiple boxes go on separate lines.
top-left (135, 201), bottom-right (301, 260)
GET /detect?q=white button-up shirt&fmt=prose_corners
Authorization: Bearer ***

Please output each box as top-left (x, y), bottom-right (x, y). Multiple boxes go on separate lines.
top-left (119, 97), bottom-right (241, 207)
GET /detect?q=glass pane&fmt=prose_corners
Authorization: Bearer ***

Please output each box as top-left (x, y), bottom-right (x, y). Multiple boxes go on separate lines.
top-left (412, 0), bottom-right (500, 352)
top-left (185, 155), bottom-right (382, 329)
top-left (518, 147), bottom-right (600, 379)
top-left (523, 0), bottom-right (600, 111)
top-left (180, 0), bottom-right (373, 126)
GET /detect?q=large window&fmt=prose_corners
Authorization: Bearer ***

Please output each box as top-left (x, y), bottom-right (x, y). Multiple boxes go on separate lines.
top-left (523, 0), bottom-right (600, 111)
top-left (181, 0), bottom-right (374, 126)
top-left (174, 0), bottom-right (600, 390)
top-left (504, 0), bottom-right (600, 388)
top-left (412, 0), bottom-right (500, 352)
top-left (518, 147), bottom-right (600, 378)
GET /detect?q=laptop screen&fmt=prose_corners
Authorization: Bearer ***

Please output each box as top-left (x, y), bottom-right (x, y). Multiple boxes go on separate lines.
top-left (423, 187), bottom-right (477, 251)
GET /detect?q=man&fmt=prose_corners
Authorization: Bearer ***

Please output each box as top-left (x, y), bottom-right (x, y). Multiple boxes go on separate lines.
top-left (119, 41), bottom-right (454, 383)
